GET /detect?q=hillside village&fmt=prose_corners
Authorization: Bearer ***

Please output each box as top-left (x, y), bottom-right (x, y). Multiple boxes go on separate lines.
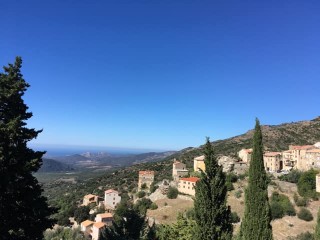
top-left (71, 141), bottom-right (320, 239)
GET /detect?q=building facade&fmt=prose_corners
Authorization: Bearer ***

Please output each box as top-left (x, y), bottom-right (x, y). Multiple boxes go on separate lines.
top-left (172, 160), bottom-right (188, 181)
top-left (263, 152), bottom-right (282, 172)
top-left (194, 155), bottom-right (205, 172)
top-left (238, 148), bottom-right (253, 163)
top-left (138, 170), bottom-right (155, 191)
top-left (104, 189), bottom-right (121, 210)
top-left (178, 177), bottom-right (199, 196)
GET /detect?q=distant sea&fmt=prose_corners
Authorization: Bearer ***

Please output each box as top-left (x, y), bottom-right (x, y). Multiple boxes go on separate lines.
top-left (28, 144), bottom-right (168, 157)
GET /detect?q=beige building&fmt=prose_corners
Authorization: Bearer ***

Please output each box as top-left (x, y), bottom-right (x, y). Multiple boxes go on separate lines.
top-left (138, 170), bottom-right (155, 191)
top-left (82, 194), bottom-right (99, 206)
top-left (238, 148), bottom-right (253, 163)
top-left (194, 155), bottom-right (205, 172)
top-left (95, 212), bottom-right (113, 226)
top-left (316, 174), bottom-right (320, 193)
top-left (263, 152), bottom-right (282, 172)
top-left (80, 220), bottom-right (94, 235)
top-left (178, 177), bottom-right (199, 196)
top-left (289, 145), bottom-right (317, 171)
top-left (91, 222), bottom-right (106, 240)
top-left (282, 150), bottom-right (295, 170)
top-left (305, 149), bottom-right (320, 169)
top-left (104, 189), bottom-right (121, 210)
top-left (172, 160), bottom-right (188, 181)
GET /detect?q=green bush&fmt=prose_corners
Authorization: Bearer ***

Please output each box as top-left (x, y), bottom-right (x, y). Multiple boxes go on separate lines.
top-left (297, 208), bottom-right (313, 222)
top-left (231, 212), bottom-right (240, 223)
top-left (225, 180), bottom-right (234, 191)
top-left (297, 169), bottom-right (318, 198)
top-left (278, 170), bottom-right (302, 183)
top-left (150, 203), bottom-right (158, 210)
top-left (234, 190), bottom-right (242, 198)
top-left (270, 192), bottom-right (295, 219)
top-left (294, 193), bottom-right (307, 207)
top-left (270, 202), bottom-right (284, 219)
top-left (167, 187), bottom-right (178, 199)
top-left (137, 191), bottom-right (146, 198)
top-left (287, 232), bottom-right (314, 240)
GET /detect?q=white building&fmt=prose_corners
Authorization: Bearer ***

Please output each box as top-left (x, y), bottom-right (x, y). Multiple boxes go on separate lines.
top-left (104, 189), bottom-right (121, 210)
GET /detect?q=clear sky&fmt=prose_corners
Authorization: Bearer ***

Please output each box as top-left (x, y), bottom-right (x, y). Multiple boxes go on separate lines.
top-left (1, 1), bottom-right (320, 151)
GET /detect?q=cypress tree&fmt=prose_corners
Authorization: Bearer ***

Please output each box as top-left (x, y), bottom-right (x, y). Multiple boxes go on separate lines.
top-left (0, 57), bottom-right (55, 239)
top-left (238, 119), bottom-right (273, 240)
top-left (194, 138), bottom-right (233, 240)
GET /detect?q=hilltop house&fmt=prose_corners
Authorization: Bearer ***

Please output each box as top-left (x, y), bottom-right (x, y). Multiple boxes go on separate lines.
top-left (95, 212), bottom-right (113, 226)
top-left (104, 189), bottom-right (121, 210)
top-left (194, 155), bottom-right (205, 172)
top-left (138, 170), bottom-right (155, 191)
top-left (82, 194), bottom-right (99, 206)
top-left (92, 222), bottom-right (106, 240)
top-left (263, 152), bottom-right (282, 172)
top-left (172, 159), bottom-right (188, 181)
top-left (178, 177), bottom-right (199, 196)
top-left (238, 148), bottom-right (253, 163)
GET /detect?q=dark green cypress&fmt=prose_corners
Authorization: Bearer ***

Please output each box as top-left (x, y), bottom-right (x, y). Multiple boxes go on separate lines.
top-left (0, 57), bottom-right (55, 240)
top-left (194, 138), bottom-right (233, 240)
top-left (238, 119), bottom-right (273, 240)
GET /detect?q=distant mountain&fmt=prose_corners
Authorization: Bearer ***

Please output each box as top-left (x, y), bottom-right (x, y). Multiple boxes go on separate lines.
top-left (51, 151), bottom-right (176, 169)
top-left (162, 116), bottom-right (320, 167)
top-left (38, 158), bottom-right (74, 173)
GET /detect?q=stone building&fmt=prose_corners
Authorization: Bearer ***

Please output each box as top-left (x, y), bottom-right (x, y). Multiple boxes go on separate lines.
top-left (263, 152), bottom-right (282, 172)
top-left (238, 148), bottom-right (253, 163)
top-left (194, 155), bottom-right (205, 172)
top-left (172, 159), bottom-right (188, 181)
top-left (138, 170), bottom-right (155, 191)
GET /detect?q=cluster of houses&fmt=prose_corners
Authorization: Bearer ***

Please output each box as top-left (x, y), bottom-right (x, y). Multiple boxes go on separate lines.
top-left (80, 189), bottom-right (121, 240)
top-left (238, 142), bottom-right (320, 172)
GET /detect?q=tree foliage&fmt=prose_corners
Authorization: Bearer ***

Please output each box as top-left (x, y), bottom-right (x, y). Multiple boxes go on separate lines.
top-left (0, 57), bottom-right (55, 239)
top-left (167, 186), bottom-right (178, 199)
top-left (156, 213), bottom-right (195, 240)
top-left (314, 208), bottom-right (320, 240)
top-left (297, 169), bottom-right (319, 199)
top-left (193, 138), bottom-right (233, 240)
top-left (238, 119), bottom-right (273, 240)
top-left (270, 192), bottom-right (295, 219)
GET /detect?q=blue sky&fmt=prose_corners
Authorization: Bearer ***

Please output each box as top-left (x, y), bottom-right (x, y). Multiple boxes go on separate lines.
top-left (1, 1), bottom-right (320, 151)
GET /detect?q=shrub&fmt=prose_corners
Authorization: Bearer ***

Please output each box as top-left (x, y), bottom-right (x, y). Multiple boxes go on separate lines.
top-left (297, 208), bottom-right (313, 222)
top-left (150, 183), bottom-right (158, 193)
top-left (270, 202), bottom-right (284, 219)
top-left (287, 232), bottom-right (314, 240)
top-left (294, 194), bottom-right (307, 207)
top-left (231, 212), bottom-right (240, 223)
top-left (270, 192), bottom-right (295, 219)
top-left (234, 190), bottom-right (242, 198)
top-left (137, 191), bottom-right (146, 198)
top-left (150, 203), bottom-right (158, 210)
top-left (167, 186), bottom-right (178, 199)
top-left (226, 180), bottom-right (234, 191)
top-left (297, 169), bottom-right (318, 198)
top-left (278, 170), bottom-right (302, 183)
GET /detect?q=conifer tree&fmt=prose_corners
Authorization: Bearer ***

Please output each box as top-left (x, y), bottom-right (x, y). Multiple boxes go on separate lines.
top-left (238, 119), bottom-right (273, 240)
top-left (194, 138), bottom-right (233, 240)
top-left (0, 57), bottom-right (55, 239)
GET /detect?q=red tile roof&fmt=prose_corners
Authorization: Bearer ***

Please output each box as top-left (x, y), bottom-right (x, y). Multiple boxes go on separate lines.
top-left (81, 220), bottom-right (94, 227)
top-left (180, 177), bottom-right (200, 183)
top-left (290, 145), bottom-right (314, 150)
top-left (139, 170), bottom-right (154, 175)
top-left (93, 222), bottom-right (106, 229)
top-left (105, 189), bottom-right (118, 194)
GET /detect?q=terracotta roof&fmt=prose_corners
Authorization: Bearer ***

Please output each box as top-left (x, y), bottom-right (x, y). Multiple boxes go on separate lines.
top-left (93, 222), bottom-right (106, 229)
top-left (290, 145), bottom-right (315, 150)
top-left (194, 155), bottom-right (205, 161)
top-left (139, 170), bottom-right (155, 175)
top-left (97, 212), bottom-right (113, 219)
top-left (84, 194), bottom-right (96, 199)
top-left (180, 177), bottom-right (200, 183)
top-left (307, 149), bottom-right (320, 153)
top-left (105, 189), bottom-right (118, 194)
top-left (81, 220), bottom-right (94, 227)
top-left (264, 152), bottom-right (281, 157)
